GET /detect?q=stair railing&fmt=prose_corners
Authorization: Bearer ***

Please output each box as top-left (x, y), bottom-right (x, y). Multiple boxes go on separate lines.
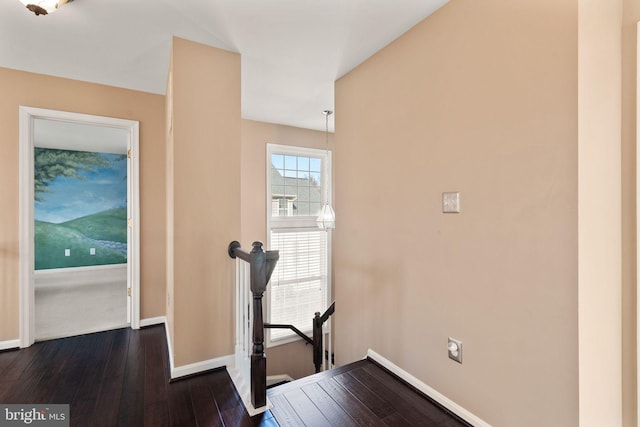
top-left (228, 239), bottom-right (335, 412)
top-left (265, 301), bottom-right (335, 373)
top-left (228, 240), bottom-right (279, 410)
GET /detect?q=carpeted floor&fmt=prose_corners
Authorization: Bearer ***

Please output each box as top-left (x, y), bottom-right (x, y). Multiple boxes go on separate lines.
top-left (35, 271), bottom-right (128, 340)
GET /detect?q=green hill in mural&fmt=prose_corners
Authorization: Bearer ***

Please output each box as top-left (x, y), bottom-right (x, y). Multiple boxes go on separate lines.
top-left (35, 208), bottom-right (127, 270)
top-left (62, 208), bottom-right (127, 243)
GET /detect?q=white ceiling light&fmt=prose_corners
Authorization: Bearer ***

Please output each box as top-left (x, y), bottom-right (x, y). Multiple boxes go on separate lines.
top-left (20, 0), bottom-right (73, 16)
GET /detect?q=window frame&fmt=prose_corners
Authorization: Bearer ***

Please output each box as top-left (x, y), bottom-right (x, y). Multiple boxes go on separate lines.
top-left (266, 143), bottom-right (332, 347)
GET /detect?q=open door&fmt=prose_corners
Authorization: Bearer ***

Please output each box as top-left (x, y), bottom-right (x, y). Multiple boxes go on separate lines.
top-left (19, 106), bottom-right (140, 347)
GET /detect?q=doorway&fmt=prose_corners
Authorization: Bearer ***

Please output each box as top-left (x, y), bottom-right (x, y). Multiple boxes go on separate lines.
top-left (19, 107), bottom-right (140, 347)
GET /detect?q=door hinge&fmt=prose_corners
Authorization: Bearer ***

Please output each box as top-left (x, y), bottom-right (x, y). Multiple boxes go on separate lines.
top-left (128, 218), bottom-right (132, 228)
top-left (127, 149), bottom-right (132, 158)
top-left (127, 288), bottom-right (132, 297)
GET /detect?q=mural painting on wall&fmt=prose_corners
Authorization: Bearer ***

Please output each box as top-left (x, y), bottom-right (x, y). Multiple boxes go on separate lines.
top-left (34, 148), bottom-right (127, 270)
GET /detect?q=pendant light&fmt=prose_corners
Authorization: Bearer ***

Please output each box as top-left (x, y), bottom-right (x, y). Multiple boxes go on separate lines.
top-left (317, 110), bottom-right (335, 230)
top-left (20, 0), bottom-right (73, 16)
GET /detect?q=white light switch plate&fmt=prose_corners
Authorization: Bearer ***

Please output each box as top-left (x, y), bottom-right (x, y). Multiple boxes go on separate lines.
top-left (90, 248), bottom-right (96, 255)
top-left (64, 249), bottom-right (71, 257)
top-left (442, 192), bottom-right (460, 213)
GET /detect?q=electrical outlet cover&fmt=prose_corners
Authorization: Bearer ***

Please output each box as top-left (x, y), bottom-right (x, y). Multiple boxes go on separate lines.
top-left (448, 337), bottom-right (462, 363)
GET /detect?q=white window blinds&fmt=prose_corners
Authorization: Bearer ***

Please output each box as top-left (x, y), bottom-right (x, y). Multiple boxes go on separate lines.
top-left (269, 229), bottom-right (327, 341)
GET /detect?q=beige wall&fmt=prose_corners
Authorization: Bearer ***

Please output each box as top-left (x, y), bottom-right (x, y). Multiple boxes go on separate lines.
top-left (578, 0), bottom-right (623, 425)
top-left (167, 38), bottom-right (241, 367)
top-left (334, 1), bottom-right (578, 426)
top-left (0, 67), bottom-right (166, 341)
top-left (240, 119), bottom-right (334, 379)
top-left (622, 1), bottom-right (640, 426)
top-left (1, 3), bottom-right (635, 422)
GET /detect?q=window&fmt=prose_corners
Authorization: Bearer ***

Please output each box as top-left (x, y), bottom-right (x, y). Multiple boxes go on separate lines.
top-left (267, 144), bottom-right (331, 344)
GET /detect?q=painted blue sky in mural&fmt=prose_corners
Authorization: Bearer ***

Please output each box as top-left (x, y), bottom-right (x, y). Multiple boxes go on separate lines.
top-left (35, 153), bottom-right (127, 224)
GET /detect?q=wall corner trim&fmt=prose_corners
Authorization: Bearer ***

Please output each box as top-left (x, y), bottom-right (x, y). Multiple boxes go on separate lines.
top-left (162, 314), bottom-right (234, 380)
top-left (365, 349), bottom-right (492, 427)
top-left (0, 339), bottom-right (20, 351)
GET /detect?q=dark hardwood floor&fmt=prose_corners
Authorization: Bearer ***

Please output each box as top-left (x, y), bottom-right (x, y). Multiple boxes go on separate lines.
top-left (0, 325), bottom-right (470, 426)
top-left (0, 325), bottom-right (275, 426)
top-left (267, 359), bottom-right (471, 427)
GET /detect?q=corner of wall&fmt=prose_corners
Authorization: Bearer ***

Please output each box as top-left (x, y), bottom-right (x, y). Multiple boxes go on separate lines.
top-left (166, 37), bottom-right (240, 367)
top-left (578, 0), bottom-right (623, 425)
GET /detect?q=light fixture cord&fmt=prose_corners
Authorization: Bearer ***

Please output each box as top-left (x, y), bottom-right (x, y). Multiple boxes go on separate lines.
top-left (324, 111), bottom-right (331, 207)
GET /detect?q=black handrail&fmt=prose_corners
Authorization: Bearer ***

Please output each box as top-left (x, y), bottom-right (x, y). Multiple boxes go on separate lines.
top-left (265, 300), bottom-right (335, 373)
top-left (264, 323), bottom-right (313, 345)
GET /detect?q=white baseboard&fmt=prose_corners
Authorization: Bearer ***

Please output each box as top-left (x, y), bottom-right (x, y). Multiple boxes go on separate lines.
top-left (0, 339), bottom-right (20, 351)
top-left (366, 349), bottom-right (491, 427)
top-left (161, 317), bottom-right (234, 380)
top-left (140, 316), bottom-right (166, 327)
top-left (172, 354), bottom-right (235, 380)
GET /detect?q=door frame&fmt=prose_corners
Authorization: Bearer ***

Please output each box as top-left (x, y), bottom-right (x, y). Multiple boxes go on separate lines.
top-left (19, 106), bottom-right (140, 347)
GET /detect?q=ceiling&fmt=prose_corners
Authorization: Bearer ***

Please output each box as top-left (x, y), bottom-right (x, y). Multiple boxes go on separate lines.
top-left (1, 0), bottom-right (448, 131)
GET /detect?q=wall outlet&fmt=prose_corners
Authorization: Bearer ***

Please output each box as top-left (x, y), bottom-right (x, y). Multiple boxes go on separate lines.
top-left (448, 337), bottom-right (462, 363)
top-left (64, 249), bottom-right (71, 257)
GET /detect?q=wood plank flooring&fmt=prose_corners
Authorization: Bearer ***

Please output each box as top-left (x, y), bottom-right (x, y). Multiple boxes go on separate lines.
top-left (0, 325), bottom-right (471, 426)
top-left (0, 325), bottom-right (275, 426)
top-left (267, 359), bottom-right (471, 427)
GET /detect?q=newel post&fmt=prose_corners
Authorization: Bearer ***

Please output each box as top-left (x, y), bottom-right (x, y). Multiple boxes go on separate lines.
top-left (228, 240), bottom-right (279, 409)
top-left (249, 241), bottom-right (268, 408)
